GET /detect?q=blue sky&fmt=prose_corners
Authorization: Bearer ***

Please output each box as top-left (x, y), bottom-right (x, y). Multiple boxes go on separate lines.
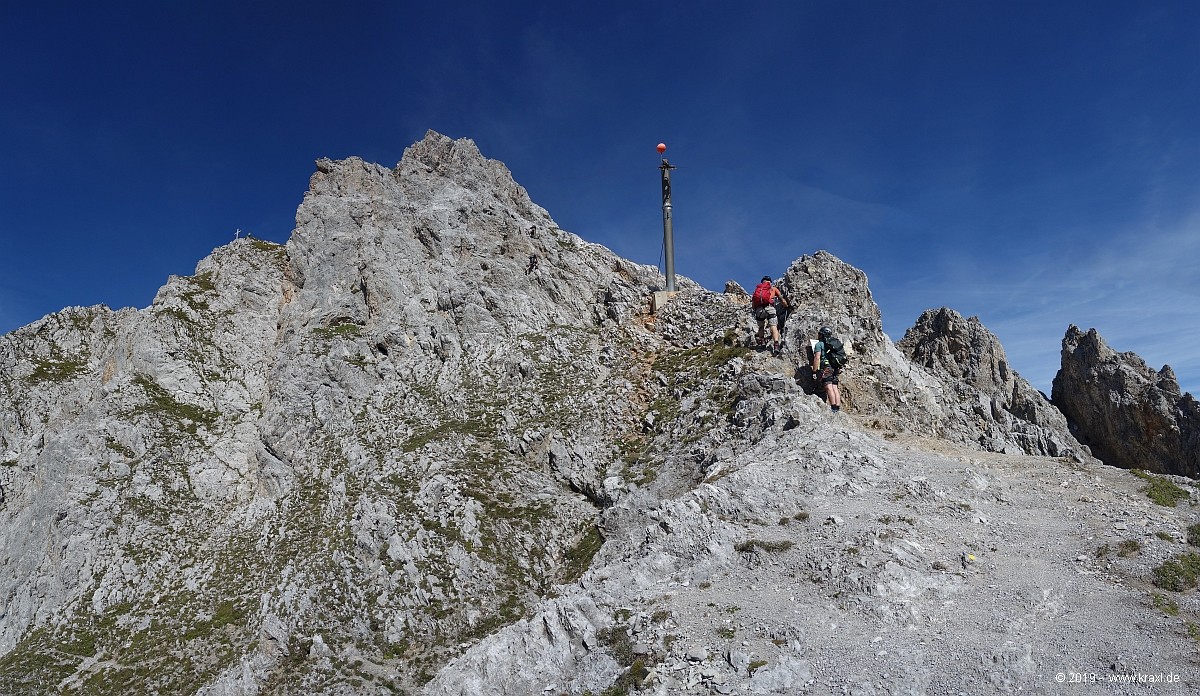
top-left (3, 1), bottom-right (1198, 396)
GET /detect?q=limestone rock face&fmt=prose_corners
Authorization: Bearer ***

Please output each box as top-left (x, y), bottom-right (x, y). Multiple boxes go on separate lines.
top-left (773, 258), bottom-right (1083, 459)
top-left (778, 250), bottom-right (886, 358)
top-left (775, 251), bottom-right (914, 425)
top-left (1052, 325), bottom-right (1200, 477)
top-left (900, 308), bottom-right (1013, 392)
top-left (0, 131), bottom-right (670, 693)
top-left (897, 308), bottom-right (1085, 458)
top-left (2, 131), bottom-right (1192, 695)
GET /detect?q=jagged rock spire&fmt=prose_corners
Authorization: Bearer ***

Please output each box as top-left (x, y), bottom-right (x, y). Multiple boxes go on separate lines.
top-left (897, 307), bottom-right (1084, 458)
top-left (1053, 325), bottom-right (1200, 477)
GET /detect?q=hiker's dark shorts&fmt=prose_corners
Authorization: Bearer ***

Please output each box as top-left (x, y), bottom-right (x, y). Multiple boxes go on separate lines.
top-left (818, 366), bottom-right (839, 385)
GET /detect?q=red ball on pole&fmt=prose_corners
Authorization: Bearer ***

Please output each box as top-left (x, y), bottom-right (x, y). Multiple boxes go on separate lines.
top-left (656, 143), bottom-right (667, 154)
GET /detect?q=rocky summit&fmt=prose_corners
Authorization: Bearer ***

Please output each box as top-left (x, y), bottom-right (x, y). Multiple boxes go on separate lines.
top-left (1053, 325), bottom-right (1200, 479)
top-left (1, 131), bottom-right (1198, 695)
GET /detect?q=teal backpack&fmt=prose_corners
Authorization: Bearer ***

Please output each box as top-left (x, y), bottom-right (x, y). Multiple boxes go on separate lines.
top-left (824, 337), bottom-right (848, 369)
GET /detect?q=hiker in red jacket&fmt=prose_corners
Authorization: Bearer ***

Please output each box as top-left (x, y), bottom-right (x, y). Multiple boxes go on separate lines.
top-left (751, 276), bottom-right (788, 354)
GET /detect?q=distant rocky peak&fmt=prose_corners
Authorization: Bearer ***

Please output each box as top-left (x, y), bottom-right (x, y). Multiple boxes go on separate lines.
top-left (899, 307), bottom-right (1014, 392)
top-left (404, 129), bottom-right (484, 166)
top-left (893, 306), bottom-right (1084, 459)
top-left (1059, 325), bottom-right (1184, 397)
top-left (1156, 363), bottom-right (1182, 392)
top-left (1053, 324), bottom-right (1200, 477)
top-left (397, 130), bottom-right (542, 214)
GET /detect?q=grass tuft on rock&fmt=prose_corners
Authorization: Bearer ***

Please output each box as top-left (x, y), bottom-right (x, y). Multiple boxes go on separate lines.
top-left (1187, 523), bottom-right (1200, 547)
top-left (1133, 470), bottom-right (1191, 507)
top-left (1151, 552), bottom-right (1200, 592)
top-left (735, 539), bottom-right (795, 554)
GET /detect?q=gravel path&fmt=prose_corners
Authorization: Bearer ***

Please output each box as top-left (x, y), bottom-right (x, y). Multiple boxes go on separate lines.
top-left (591, 411), bottom-right (1200, 695)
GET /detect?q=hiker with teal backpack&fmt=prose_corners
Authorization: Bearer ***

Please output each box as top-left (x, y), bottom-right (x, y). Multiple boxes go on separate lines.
top-left (751, 276), bottom-right (788, 354)
top-left (810, 326), bottom-right (846, 412)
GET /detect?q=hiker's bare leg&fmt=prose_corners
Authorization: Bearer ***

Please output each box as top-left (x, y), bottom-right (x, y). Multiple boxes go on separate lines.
top-left (824, 383), bottom-right (841, 408)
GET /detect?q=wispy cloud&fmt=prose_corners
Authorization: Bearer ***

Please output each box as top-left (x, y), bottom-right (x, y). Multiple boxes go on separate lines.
top-left (877, 205), bottom-right (1200, 397)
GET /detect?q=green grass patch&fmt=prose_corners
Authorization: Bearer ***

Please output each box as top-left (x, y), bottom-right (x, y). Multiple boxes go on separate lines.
top-left (597, 623), bottom-right (635, 666)
top-left (735, 538), bottom-right (795, 554)
top-left (1117, 539), bottom-right (1142, 557)
top-left (104, 436), bottom-right (136, 458)
top-left (1152, 552), bottom-right (1200, 592)
top-left (560, 526), bottom-right (604, 584)
top-left (1188, 523), bottom-right (1200, 547)
top-left (313, 323), bottom-right (363, 339)
top-left (403, 418), bottom-right (495, 453)
top-left (190, 271), bottom-right (217, 294)
top-left (1151, 592), bottom-right (1179, 616)
top-left (248, 236), bottom-right (289, 261)
top-left (647, 341), bottom-right (755, 430)
top-left (129, 373), bottom-right (219, 436)
top-left (1133, 470), bottom-right (1191, 507)
top-left (344, 353), bottom-right (372, 368)
top-left (596, 619), bottom-right (652, 696)
top-left (27, 355), bottom-right (87, 384)
top-left (178, 271), bottom-right (216, 313)
top-left (0, 589), bottom-right (250, 695)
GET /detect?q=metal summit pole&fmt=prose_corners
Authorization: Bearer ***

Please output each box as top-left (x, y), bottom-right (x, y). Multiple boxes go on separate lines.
top-left (657, 142), bottom-right (677, 293)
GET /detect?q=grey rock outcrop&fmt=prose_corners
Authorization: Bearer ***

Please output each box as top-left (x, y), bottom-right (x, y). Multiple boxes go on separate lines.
top-left (1052, 324), bottom-right (1200, 477)
top-left (772, 258), bottom-right (1084, 459)
top-left (778, 250), bottom-right (887, 359)
top-left (897, 308), bottom-right (1085, 458)
top-left (2, 131), bottom-right (1195, 695)
top-left (0, 131), bottom-right (672, 693)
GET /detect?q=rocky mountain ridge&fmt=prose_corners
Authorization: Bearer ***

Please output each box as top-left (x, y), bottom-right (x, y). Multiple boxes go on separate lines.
top-left (2, 131), bottom-right (1197, 695)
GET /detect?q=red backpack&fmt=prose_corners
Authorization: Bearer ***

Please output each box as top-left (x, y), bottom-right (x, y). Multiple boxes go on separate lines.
top-left (751, 281), bottom-right (774, 308)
